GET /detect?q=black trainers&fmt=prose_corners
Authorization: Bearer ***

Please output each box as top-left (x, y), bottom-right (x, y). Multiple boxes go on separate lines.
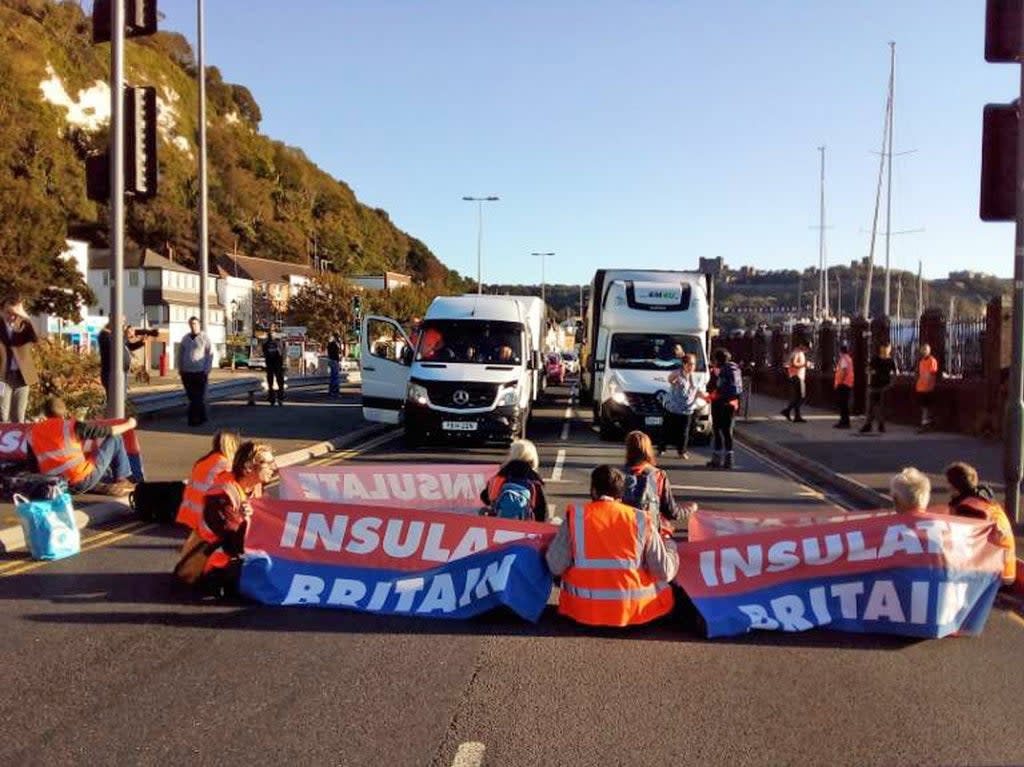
top-left (878, 424), bottom-right (886, 433)
top-left (780, 409), bottom-right (792, 421)
top-left (793, 416), bottom-right (808, 423)
top-left (859, 423), bottom-right (872, 433)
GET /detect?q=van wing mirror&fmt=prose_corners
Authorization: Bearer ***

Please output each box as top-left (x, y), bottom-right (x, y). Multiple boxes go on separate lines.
top-left (401, 346), bottom-right (414, 366)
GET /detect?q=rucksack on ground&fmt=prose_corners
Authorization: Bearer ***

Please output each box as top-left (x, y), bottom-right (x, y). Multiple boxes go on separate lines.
top-left (492, 480), bottom-right (533, 520)
top-left (622, 466), bottom-right (660, 516)
top-left (130, 480), bottom-right (186, 523)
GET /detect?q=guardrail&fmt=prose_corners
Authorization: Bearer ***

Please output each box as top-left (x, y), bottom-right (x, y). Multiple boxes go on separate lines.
top-left (130, 374), bottom-right (344, 417)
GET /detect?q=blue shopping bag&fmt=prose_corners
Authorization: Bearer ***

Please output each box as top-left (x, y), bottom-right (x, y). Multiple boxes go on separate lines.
top-left (14, 492), bottom-right (81, 561)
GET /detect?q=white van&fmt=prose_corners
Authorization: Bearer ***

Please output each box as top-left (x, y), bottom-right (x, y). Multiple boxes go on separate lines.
top-left (360, 294), bottom-right (545, 445)
top-left (579, 269), bottom-right (713, 441)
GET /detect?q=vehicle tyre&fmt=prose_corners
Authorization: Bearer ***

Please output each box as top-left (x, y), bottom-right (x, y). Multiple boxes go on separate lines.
top-left (403, 429), bottom-right (424, 448)
top-left (598, 418), bottom-right (618, 441)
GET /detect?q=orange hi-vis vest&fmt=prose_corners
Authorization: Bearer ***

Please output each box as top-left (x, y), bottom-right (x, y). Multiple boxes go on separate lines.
top-left (176, 452), bottom-right (231, 530)
top-left (954, 496), bottom-right (1017, 586)
top-left (834, 353), bottom-right (854, 388)
top-left (559, 499), bottom-right (674, 627)
top-left (197, 471), bottom-right (248, 573)
top-left (30, 418), bottom-right (94, 485)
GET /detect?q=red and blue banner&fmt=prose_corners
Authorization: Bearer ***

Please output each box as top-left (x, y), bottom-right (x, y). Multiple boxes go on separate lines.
top-left (277, 463), bottom-right (499, 515)
top-left (675, 509), bottom-right (1006, 639)
top-left (241, 498), bottom-right (557, 621)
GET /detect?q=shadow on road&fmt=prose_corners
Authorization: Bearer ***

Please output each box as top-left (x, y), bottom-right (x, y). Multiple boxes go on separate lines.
top-left (4, 569), bottom-right (919, 652)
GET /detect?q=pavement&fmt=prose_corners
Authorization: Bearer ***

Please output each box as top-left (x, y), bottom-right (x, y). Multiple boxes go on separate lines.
top-left (1, 383), bottom-right (1022, 766)
top-left (0, 382), bottom-right (376, 551)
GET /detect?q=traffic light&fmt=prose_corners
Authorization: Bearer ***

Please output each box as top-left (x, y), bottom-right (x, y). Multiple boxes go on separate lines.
top-left (352, 295), bottom-right (362, 316)
top-left (93, 0), bottom-right (158, 44)
top-left (980, 0), bottom-right (1023, 221)
top-left (125, 86), bottom-right (158, 199)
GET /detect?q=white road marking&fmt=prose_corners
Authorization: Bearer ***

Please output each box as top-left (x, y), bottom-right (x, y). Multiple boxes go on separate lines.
top-left (451, 741), bottom-right (486, 767)
top-left (674, 485), bottom-right (753, 494)
top-left (560, 404), bottom-right (573, 441)
top-left (550, 448), bottom-right (566, 482)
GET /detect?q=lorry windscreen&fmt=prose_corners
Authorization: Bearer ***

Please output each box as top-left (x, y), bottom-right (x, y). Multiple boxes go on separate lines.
top-left (416, 320), bottom-right (523, 364)
top-left (608, 333), bottom-right (706, 371)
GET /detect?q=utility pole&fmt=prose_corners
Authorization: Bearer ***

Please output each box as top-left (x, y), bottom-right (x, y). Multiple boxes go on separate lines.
top-left (462, 196), bottom-right (500, 294)
top-left (197, 0), bottom-right (209, 331)
top-left (531, 252), bottom-right (554, 318)
top-left (107, 0), bottom-right (125, 419)
top-left (818, 146), bottom-right (829, 318)
top-left (883, 42), bottom-right (896, 317)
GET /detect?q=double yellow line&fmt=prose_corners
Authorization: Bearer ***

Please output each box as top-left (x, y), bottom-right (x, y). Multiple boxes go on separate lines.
top-left (0, 428), bottom-right (400, 578)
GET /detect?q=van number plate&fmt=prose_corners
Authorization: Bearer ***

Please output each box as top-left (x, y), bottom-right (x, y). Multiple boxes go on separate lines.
top-left (442, 421), bottom-right (478, 432)
top-left (644, 416), bottom-right (664, 426)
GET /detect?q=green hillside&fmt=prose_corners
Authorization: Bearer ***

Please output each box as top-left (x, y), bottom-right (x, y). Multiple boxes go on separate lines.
top-left (0, 0), bottom-right (471, 317)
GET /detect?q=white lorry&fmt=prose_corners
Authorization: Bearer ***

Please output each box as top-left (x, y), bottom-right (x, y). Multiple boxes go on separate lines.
top-left (360, 294), bottom-right (545, 445)
top-left (579, 269), bottom-right (713, 442)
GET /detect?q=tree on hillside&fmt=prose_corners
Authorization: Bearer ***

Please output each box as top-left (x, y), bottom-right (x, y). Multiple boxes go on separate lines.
top-left (286, 272), bottom-right (358, 343)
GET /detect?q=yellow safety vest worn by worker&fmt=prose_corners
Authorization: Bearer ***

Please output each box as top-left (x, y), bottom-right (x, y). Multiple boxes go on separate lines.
top-left (176, 451), bottom-right (230, 530)
top-left (559, 499), bottom-right (674, 627)
top-left (29, 417), bottom-right (94, 486)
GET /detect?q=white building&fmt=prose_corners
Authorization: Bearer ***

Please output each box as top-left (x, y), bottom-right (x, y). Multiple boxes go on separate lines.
top-left (88, 248), bottom-right (227, 370)
top-left (35, 239), bottom-right (111, 351)
top-left (217, 274), bottom-right (255, 340)
top-left (350, 271), bottom-right (412, 292)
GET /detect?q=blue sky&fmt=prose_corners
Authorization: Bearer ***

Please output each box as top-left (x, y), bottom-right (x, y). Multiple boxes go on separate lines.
top-left (141, 1), bottom-right (1016, 284)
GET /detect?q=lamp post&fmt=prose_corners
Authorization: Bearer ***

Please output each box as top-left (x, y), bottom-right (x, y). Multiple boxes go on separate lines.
top-left (197, 0), bottom-right (209, 331)
top-left (462, 195), bottom-right (499, 294)
top-left (531, 252), bottom-right (554, 316)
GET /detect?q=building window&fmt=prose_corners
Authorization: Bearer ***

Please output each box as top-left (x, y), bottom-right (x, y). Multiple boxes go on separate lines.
top-left (129, 271), bottom-right (139, 287)
top-left (102, 272), bottom-right (109, 287)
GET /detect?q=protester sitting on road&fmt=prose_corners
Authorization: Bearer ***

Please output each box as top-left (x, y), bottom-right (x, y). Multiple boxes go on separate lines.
top-left (945, 462), bottom-right (1017, 587)
top-left (622, 430), bottom-right (682, 526)
top-left (889, 467), bottom-right (931, 514)
top-left (480, 438), bottom-right (548, 521)
top-left (545, 465), bottom-right (678, 627)
top-left (175, 441), bottom-right (277, 595)
top-left (176, 430), bottom-right (241, 531)
top-left (28, 397), bottom-right (138, 497)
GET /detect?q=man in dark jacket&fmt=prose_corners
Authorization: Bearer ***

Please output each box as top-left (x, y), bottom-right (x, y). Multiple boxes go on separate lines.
top-left (262, 324), bottom-right (286, 405)
top-left (327, 333), bottom-right (341, 397)
top-left (98, 315), bottom-right (145, 397)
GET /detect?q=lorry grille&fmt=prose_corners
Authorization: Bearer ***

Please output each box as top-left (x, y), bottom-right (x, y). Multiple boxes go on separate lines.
top-left (625, 392), bottom-right (663, 415)
top-left (424, 381), bottom-right (498, 408)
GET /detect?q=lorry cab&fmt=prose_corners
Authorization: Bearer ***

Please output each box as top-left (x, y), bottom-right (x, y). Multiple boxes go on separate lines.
top-left (581, 272), bottom-right (713, 441)
top-left (360, 295), bottom-right (544, 445)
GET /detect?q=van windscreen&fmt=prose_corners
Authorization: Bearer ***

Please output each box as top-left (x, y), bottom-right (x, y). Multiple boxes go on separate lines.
top-left (608, 333), bottom-right (706, 371)
top-left (416, 320), bottom-right (522, 364)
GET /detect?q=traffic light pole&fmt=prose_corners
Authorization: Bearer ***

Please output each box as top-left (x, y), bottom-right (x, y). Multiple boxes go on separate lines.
top-left (1006, 53), bottom-right (1024, 527)
top-left (107, 0), bottom-right (126, 419)
top-left (197, 0), bottom-right (209, 331)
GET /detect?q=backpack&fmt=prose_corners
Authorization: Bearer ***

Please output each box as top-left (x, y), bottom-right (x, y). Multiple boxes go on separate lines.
top-left (492, 480), bottom-right (534, 520)
top-left (129, 480), bottom-right (186, 523)
top-left (715, 362), bottom-right (743, 401)
top-left (622, 465), bottom-right (660, 516)
top-left (1, 472), bottom-right (67, 502)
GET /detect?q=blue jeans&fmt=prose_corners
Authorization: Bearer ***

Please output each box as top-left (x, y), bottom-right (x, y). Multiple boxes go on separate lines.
top-left (328, 360), bottom-right (340, 395)
top-left (70, 435), bottom-right (131, 494)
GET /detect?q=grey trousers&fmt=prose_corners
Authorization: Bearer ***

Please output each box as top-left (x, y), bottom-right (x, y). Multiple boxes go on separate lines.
top-left (0, 384), bottom-right (30, 422)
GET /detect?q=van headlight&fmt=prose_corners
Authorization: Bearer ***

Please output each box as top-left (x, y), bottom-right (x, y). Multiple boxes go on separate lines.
top-left (498, 384), bottom-right (520, 407)
top-left (606, 380), bottom-right (628, 405)
top-left (407, 382), bottom-right (429, 406)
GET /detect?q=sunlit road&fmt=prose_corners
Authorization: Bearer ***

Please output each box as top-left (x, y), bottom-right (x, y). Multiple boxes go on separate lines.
top-left (0, 384), bottom-right (1021, 767)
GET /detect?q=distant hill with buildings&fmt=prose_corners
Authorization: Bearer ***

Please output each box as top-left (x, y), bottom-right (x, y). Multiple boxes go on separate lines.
top-left (0, 0), bottom-right (471, 317)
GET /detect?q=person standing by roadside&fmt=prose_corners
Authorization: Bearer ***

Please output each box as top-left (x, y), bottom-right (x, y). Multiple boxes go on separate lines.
top-left (861, 342), bottom-right (897, 433)
top-left (177, 316), bottom-right (213, 427)
top-left (263, 324), bottom-right (285, 406)
top-left (706, 348), bottom-right (743, 469)
top-left (833, 341), bottom-right (854, 429)
top-left (327, 332), bottom-right (341, 397)
top-left (98, 315), bottom-right (144, 396)
top-left (915, 343), bottom-right (938, 432)
top-left (659, 353), bottom-right (702, 458)
top-left (780, 341), bottom-right (808, 423)
top-left (0, 296), bottom-right (38, 422)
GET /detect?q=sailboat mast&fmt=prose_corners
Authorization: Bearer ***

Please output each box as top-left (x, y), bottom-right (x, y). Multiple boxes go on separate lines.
top-left (818, 145), bottom-right (827, 318)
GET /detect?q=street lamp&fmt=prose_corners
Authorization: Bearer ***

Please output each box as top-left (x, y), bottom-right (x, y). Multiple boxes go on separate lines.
top-left (462, 195), bottom-right (500, 294)
top-left (531, 252), bottom-right (554, 315)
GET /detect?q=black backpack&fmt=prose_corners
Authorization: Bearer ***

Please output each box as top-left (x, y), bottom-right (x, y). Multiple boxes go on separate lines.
top-left (715, 362), bottom-right (743, 401)
top-left (129, 481), bottom-right (186, 523)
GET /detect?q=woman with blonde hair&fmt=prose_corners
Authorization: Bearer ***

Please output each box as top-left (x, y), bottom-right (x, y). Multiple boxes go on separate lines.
top-left (622, 430), bottom-right (680, 523)
top-left (176, 430), bottom-right (241, 530)
top-left (480, 438), bottom-right (548, 521)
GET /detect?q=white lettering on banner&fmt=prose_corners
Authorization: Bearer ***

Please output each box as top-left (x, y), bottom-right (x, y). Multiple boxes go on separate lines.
top-left (278, 554), bottom-right (520, 613)
top-left (276, 512), bottom-right (540, 564)
top-left (292, 471), bottom-right (488, 504)
top-left (698, 520), bottom-right (983, 587)
top-left (735, 579), bottom-right (950, 632)
top-left (0, 429), bottom-right (27, 455)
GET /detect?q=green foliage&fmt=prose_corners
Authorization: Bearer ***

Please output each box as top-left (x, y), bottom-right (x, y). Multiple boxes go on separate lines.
top-left (287, 272), bottom-right (358, 343)
top-left (0, 0), bottom-right (462, 308)
top-left (29, 340), bottom-right (105, 419)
